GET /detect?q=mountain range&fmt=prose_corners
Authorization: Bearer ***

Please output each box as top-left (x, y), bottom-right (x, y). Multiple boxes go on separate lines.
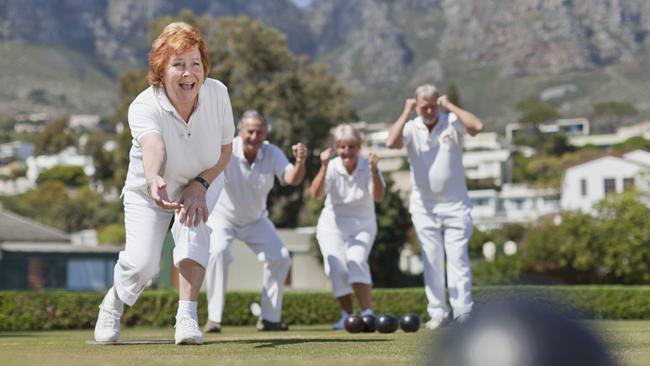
top-left (1, 0), bottom-right (649, 132)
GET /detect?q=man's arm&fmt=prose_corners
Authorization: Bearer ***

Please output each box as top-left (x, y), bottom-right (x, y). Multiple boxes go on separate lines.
top-left (438, 95), bottom-right (484, 136)
top-left (284, 143), bottom-right (308, 186)
top-left (386, 98), bottom-right (417, 149)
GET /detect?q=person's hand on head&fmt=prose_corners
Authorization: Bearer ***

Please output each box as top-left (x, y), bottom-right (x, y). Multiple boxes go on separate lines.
top-left (404, 98), bottom-right (417, 114)
top-left (178, 180), bottom-right (209, 228)
top-left (292, 143), bottom-right (308, 165)
top-left (147, 176), bottom-right (182, 210)
top-left (437, 95), bottom-right (451, 110)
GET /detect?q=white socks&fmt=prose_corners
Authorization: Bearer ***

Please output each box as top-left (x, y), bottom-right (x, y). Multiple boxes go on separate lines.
top-left (361, 308), bottom-right (374, 317)
top-left (176, 300), bottom-right (198, 321)
top-left (101, 287), bottom-right (124, 314)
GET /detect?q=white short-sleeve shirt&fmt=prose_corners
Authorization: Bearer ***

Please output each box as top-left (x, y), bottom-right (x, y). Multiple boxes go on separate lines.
top-left (214, 136), bottom-right (293, 226)
top-left (122, 78), bottom-right (235, 201)
top-left (403, 113), bottom-right (470, 213)
top-left (321, 156), bottom-right (385, 219)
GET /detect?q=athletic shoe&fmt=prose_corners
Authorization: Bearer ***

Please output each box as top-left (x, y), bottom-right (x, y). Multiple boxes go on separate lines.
top-left (203, 320), bottom-right (222, 333)
top-left (94, 305), bottom-right (121, 342)
top-left (256, 318), bottom-right (289, 331)
top-left (332, 313), bottom-right (348, 330)
top-left (175, 317), bottom-right (203, 345)
top-left (454, 313), bottom-right (471, 325)
top-left (425, 318), bottom-right (445, 330)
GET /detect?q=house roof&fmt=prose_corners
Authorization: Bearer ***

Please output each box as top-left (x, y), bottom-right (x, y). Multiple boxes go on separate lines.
top-left (0, 208), bottom-right (70, 243)
top-left (0, 242), bottom-right (121, 254)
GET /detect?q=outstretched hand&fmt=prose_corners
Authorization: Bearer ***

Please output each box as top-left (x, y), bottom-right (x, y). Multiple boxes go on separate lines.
top-left (148, 176), bottom-right (182, 210)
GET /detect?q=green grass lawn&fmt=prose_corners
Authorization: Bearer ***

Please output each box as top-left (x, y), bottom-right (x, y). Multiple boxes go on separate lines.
top-left (1, 321), bottom-right (649, 366)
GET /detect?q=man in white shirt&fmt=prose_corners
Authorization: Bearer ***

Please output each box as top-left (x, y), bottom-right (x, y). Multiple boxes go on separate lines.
top-left (204, 110), bottom-right (307, 332)
top-left (386, 84), bottom-right (483, 330)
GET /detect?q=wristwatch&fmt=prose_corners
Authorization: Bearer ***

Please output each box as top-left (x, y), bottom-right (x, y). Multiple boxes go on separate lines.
top-left (193, 176), bottom-right (210, 190)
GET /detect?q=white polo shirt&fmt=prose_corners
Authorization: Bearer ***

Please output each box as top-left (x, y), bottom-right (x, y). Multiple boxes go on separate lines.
top-left (122, 78), bottom-right (235, 201)
top-left (214, 136), bottom-right (293, 226)
top-left (403, 113), bottom-right (470, 214)
top-left (321, 156), bottom-right (385, 219)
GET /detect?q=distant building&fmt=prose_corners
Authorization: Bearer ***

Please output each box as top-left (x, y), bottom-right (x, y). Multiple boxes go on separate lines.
top-left (469, 184), bottom-right (560, 230)
top-left (0, 208), bottom-right (121, 291)
top-left (69, 114), bottom-right (101, 130)
top-left (0, 142), bottom-right (34, 162)
top-left (569, 121), bottom-right (650, 148)
top-left (561, 150), bottom-right (650, 212)
top-left (506, 118), bottom-right (590, 142)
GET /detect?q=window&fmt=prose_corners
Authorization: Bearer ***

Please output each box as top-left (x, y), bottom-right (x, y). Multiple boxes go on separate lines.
top-left (580, 179), bottom-right (587, 197)
top-left (623, 177), bottom-right (635, 191)
top-left (604, 178), bottom-right (616, 195)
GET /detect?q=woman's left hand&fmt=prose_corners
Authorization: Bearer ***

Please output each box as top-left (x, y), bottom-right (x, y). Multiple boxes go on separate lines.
top-left (178, 181), bottom-right (209, 228)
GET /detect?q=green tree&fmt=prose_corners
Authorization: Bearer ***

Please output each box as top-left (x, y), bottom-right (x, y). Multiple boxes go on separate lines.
top-left (36, 165), bottom-right (88, 187)
top-left (516, 97), bottom-right (559, 125)
top-left (612, 136), bottom-right (650, 152)
top-left (33, 116), bottom-right (76, 155)
top-left (83, 131), bottom-right (116, 182)
top-left (520, 191), bottom-right (650, 284)
top-left (593, 101), bottom-right (637, 117)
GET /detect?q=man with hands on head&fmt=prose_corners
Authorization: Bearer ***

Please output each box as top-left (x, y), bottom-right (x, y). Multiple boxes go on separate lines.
top-left (386, 84), bottom-right (483, 330)
top-left (204, 110), bottom-right (307, 333)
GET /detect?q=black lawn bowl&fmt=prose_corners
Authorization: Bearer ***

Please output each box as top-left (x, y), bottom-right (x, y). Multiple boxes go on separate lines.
top-left (399, 313), bottom-right (421, 332)
top-left (377, 313), bottom-right (399, 333)
top-left (361, 314), bottom-right (376, 333)
top-left (344, 314), bottom-right (365, 333)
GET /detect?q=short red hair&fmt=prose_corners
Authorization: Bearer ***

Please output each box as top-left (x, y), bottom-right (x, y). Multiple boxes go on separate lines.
top-left (147, 22), bottom-right (211, 87)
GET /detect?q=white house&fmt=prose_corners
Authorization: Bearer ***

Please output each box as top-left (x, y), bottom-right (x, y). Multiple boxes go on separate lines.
top-left (506, 118), bottom-right (590, 142)
top-left (561, 150), bottom-right (650, 212)
top-left (469, 184), bottom-right (560, 230)
top-left (463, 149), bottom-right (512, 186)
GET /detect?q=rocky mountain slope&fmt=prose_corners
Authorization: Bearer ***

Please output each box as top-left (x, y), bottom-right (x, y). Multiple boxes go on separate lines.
top-left (1, 0), bottom-right (648, 130)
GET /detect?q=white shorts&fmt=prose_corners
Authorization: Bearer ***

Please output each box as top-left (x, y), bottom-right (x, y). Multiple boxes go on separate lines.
top-left (316, 211), bottom-right (376, 297)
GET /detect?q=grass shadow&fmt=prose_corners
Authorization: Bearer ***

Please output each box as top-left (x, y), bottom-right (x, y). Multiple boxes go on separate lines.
top-left (204, 338), bottom-right (390, 349)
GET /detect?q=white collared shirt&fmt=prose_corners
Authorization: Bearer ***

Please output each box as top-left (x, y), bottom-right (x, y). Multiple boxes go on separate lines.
top-left (402, 112), bottom-right (470, 213)
top-left (322, 157), bottom-right (385, 219)
top-left (214, 136), bottom-right (293, 226)
top-left (122, 78), bottom-right (235, 201)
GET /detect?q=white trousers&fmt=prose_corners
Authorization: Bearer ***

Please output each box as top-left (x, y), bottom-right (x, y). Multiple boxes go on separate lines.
top-left (113, 177), bottom-right (223, 306)
top-left (411, 208), bottom-right (473, 320)
top-left (316, 212), bottom-right (376, 298)
top-left (205, 214), bottom-right (291, 323)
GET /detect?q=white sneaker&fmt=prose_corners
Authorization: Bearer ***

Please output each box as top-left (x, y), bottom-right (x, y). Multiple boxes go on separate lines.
top-left (175, 317), bottom-right (203, 345)
top-left (94, 305), bottom-right (121, 342)
top-left (332, 314), bottom-right (348, 330)
top-left (425, 318), bottom-right (444, 330)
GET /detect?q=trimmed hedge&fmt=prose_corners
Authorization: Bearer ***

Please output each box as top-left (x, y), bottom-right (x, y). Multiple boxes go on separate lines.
top-left (2, 286), bottom-right (650, 331)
